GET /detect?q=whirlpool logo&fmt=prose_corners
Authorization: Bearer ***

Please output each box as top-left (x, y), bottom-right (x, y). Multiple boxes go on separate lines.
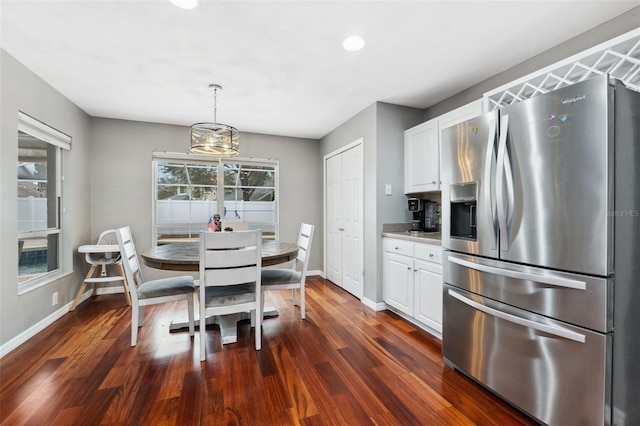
top-left (607, 209), bottom-right (640, 217)
top-left (561, 94), bottom-right (586, 105)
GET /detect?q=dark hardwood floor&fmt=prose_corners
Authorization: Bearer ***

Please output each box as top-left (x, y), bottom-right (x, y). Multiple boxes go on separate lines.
top-left (0, 277), bottom-right (537, 425)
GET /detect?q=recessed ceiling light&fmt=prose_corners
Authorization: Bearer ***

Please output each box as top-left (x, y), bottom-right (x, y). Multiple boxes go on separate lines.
top-left (342, 36), bottom-right (366, 52)
top-left (170, 0), bottom-right (199, 10)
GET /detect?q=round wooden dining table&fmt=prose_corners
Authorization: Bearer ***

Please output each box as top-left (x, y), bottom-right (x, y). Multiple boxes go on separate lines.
top-left (140, 239), bottom-right (299, 345)
top-left (140, 240), bottom-right (299, 271)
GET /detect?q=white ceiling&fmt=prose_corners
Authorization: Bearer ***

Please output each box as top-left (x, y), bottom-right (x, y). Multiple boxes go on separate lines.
top-left (1, 1), bottom-right (639, 139)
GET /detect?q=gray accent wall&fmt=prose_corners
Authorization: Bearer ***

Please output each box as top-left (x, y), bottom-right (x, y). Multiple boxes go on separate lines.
top-left (89, 118), bottom-right (322, 281)
top-left (1, 49), bottom-right (92, 347)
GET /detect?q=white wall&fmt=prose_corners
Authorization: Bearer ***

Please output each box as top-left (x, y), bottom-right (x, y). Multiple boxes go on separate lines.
top-left (1, 49), bottom-right (92, 347)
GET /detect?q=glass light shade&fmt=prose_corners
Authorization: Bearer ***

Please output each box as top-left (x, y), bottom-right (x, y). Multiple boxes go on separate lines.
top-left (170, 0), bottom-right (199, 10)
top-left (342, 35), bottom-right (365, 51)
top-left (190, 122), bottom-right (239, 156)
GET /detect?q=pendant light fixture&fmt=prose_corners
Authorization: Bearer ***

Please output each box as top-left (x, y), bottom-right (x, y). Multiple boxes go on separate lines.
top-left (190, 84), bottom-right (239, 157)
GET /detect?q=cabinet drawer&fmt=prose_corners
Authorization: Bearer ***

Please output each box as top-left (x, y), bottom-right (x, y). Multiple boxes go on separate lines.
top-left (383, 239), bottom-right (413, 257)
top-left (414, 244), bottom-right (442, 264)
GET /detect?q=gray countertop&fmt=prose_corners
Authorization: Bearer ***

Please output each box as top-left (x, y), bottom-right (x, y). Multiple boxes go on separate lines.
top-left (381, 231), bottom-right (442, 246)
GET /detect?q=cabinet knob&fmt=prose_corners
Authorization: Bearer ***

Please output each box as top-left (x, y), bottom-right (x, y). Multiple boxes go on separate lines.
top-left (432, 180), bottom-right (437, 184)
top-left (429, 253), bottom-right (434, 258)
top-left (407, 266), bottom-right (412, 270)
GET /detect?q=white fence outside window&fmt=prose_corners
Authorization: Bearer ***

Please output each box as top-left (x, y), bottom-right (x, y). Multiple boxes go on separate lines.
top-left (156, 199), bottom-right (276, 236)
top-left (17, 197), bottom-right (47, 233)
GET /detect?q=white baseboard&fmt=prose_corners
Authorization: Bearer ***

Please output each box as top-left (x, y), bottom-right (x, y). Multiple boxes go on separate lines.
top-left (362, 297), bottom-right (386, 311)
top-left (0, 301), bottom-right (73, 358)
top-left (307, 269), bottom-right (324, 278)
top-left (0, 286), bottom-right (127, 359)
top-left (385, 305), bottom-right (442, 340)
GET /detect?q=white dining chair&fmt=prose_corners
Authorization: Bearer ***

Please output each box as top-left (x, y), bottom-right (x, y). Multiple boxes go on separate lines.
top-left (199, 230), bottom-right (262, 361)
top-left (115, 226), bottom-right (195, 346)
top-left (261, 223), bottom-right (314, 319)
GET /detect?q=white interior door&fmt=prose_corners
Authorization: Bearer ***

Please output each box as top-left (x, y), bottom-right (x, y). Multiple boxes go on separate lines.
top-left (324, 140), bottom-right (363, 299)
top-left (341, 143), bottom-right (363, 299)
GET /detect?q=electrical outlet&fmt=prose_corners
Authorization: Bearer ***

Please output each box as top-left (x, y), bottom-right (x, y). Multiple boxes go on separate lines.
top-left (52, 292), bottom-right (59, 306)
top-left (385, 184), bottom-right (392, 196)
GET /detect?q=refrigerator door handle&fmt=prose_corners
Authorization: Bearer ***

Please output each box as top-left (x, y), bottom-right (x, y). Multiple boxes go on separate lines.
top-left (496, 114), bottom-right (510, 251)
top-left (483, 117), bottom-right (498, 250)
top-left (448, 289), bottom-right (586, 343)
top-left (448, 256), bottom-right (587, 290)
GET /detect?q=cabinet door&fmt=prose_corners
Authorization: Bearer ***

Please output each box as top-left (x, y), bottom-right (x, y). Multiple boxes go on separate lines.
top-left (383, 252), bottom-right (414, 316)
top-left (404, 119), bottom-right (439, 194)
top-left (415, 259), bottom-right (443, 333)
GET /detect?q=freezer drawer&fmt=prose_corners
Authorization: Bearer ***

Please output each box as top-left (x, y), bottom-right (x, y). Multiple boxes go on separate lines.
top-left (443, 285), bottom-right (611, 426)
top-left (444, 252), bottom-right (612, 333)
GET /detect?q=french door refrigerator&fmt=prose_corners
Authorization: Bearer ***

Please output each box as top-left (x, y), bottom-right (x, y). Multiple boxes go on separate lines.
top-left (440, 74), bottom-right (640, 426)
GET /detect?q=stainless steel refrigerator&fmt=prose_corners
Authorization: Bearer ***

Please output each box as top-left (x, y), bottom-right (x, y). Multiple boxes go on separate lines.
top-left (440, 74), bottom-right (640, 426)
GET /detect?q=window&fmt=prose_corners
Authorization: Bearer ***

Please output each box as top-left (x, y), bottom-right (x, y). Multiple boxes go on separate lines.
top-left (153, 153), bottom-right (278, 245)
top-left (17, 112), bottom-right (70, 291)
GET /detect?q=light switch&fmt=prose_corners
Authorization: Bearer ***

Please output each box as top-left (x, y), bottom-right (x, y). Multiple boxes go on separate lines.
top-left (385, 184), bottom-right (392, 196)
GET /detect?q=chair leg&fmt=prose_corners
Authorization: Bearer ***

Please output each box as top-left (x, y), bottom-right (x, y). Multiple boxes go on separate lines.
top-left (255, 290), bottom-right (261, 351)
top-left (131, 304), bottom-right (139, 346)
top-left (187, 293), bottom-right (195, 337)
top-left (292, 288), bottom-right (297, 306)
top-left (200, 291), bottom-right (206, 361)
top-left (300, 282), bottom-right (305, 320)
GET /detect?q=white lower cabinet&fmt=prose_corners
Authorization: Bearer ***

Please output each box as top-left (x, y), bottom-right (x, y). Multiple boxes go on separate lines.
top-left (383, 238), bottom-right (443, 336)
top-left (383, 251), bottom-right (415, 316)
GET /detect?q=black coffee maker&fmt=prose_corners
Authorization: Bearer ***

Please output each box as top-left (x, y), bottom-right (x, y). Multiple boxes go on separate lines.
top-left (408, 198), bottom-right (439, 232)
top-left (408, 198), bottom-right (424, 232)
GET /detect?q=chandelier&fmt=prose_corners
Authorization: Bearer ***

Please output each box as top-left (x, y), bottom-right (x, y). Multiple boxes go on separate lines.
top-left (190, 84), bottom-right (239, 156)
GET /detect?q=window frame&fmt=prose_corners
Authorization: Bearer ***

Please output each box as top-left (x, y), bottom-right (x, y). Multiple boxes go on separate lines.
top-left (17, 112), bottom-right (71, 294)
top-left (152, 151), bottom-right (279, 246)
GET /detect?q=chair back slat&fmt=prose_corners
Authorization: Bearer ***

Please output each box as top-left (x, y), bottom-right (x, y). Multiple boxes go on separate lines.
top-left (201, 230), bottom-right (260, 250)
top-left (203, 247), bottom-right (259, 269)
top-left (204, 265), bottom-right (258, 287)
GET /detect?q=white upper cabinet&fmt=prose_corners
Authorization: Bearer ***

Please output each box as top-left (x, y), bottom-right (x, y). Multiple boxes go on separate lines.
top-left (404, 118), bottom-right (439, 194)
top-left (404, 99), bottom-right (483, 194)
